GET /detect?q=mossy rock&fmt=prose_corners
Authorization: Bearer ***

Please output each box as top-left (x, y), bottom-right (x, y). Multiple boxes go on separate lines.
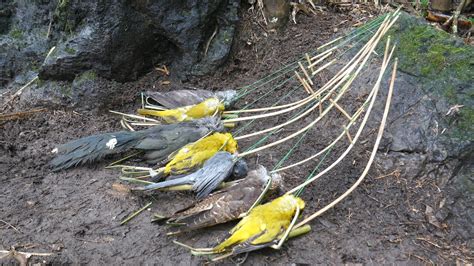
top-left (9, 28), bottom-right (23, 39)
top-left (388, 12), bottom-right (474, 141)
top-left (73, 70), bottom-right (97, 86)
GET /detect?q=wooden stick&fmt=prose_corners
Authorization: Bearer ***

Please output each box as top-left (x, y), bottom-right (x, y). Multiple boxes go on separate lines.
top-left (272, 14), bottom-right (399, 173)
top-left (285, 39), bottom-right (397, 195)
top-left (237, 15), bottom-right (397, 148)
top-left (329, 98), bottom-right (352, 120)
top-left (109, 110), bottom-right (160, 122)
top-left (344, 126), bottom-right (353, 144)
top-left (302, 78), bottom-right (315, 94)
top-left (294, 59), bottom-right (397, 229)
top-left (235, 74), bottom-right (350, 141)
top-left (223, 93), bottom-right (314, 123)
top-left (308, 51), bottom-right (333, 69)
top-left (295, 71), bottom-right (311, 94)
top-left (235, 13), bottom-right (399, 142)
top-left (312, 59), bottom-right (336, 76)
top-left (235, 16), bottom-right (393, 140)
top-left (305, 53), bottom-right (314, 72)
top-left (0, 108), bottom-right (46, 122)
top-left (309, 48), bottom-right (333, 63)
top-left (299, 62), bottom-right (314, 86)
top-left (272, 90), bottom-right (376, 173)
top-left (317, 36), bottom-right (343, 51)
top-left (318, 94), bottom-right (323, 116)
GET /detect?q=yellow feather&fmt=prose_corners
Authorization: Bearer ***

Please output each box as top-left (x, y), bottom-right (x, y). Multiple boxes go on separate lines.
top-left (137, 98), bottom-right (224, 123)
top-left (214, 194), bottom-right (305, 252)
top-left (163, 132), bottom-right (238, 175)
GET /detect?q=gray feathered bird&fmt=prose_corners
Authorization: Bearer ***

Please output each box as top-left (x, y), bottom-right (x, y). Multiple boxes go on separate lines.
top-left (50, 117), bottom-right (223, 171)
top-left (145, 89), bottom-right (237, 109)
top-left (165, 165), bottom-right (282, 234)
top-left (136, 152), bottom-right (248, 199)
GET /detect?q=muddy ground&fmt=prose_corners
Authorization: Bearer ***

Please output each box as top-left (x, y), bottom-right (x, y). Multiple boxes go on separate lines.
top-left (1, 7), bottom-right (472, 265)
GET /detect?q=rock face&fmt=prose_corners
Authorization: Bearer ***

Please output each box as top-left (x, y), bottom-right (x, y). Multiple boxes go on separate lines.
top-left (1, 0), bottom-right (240, 87)
top-left (0, 0), bottom-right (54, 88)
top-left (342, 12), bottom-right (472, 248)
top-left (373, 13), bottom-right (473, 245)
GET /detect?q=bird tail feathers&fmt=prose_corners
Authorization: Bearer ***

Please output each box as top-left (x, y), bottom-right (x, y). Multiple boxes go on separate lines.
top-left (50, 131), bottom-right (142, 171)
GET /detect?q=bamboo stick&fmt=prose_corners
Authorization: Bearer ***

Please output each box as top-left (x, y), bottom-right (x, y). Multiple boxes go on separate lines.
top-left (295, 71), bottom-right (311, 94)
top-left (299, 62), bottom-right (314, 86)
top-left (308, 51), bottom-right (333, 69)
top-left (294, 59), bottom-right (397, 229)
top-left (236, 15), bottom-right (397, 148)
top-left (329, 98), bottom-right (352, 120)
top-left (305, 53), bottom-right (314, 72)
top-left (285, 39), bottom-right (397, 195)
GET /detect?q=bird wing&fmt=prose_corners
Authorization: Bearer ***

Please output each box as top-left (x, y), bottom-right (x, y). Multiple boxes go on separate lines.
top-left (136, 123), bottom-right (208, 164)
top-left (192, 152), bottom-right (235, 199)
top-left (167, 176), bottom-right (266, 233)
top-left (139, 170), bottom-right (201, 191)
top-left (145, 90), bottom-right (215, 109)
top-left (51, 130), bottom-right (140, 170)
top-left (228, 239), bottom-right (275, 255)
top-left (229, 225), bottom-right (287, 255)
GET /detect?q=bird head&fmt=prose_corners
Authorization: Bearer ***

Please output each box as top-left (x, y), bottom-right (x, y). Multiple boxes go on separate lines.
top-left (292, 195), bottom-right (306, 210)
top-left (215, 90), bottom-right (237, 108)
top-left (232, 159), bottom-right (248, 179)
top-left (204, 98), bottom-right (225, 112)
top-left (279, 194), bottom-right (305, 212)
top-left (196, 117), bottom-right (224, 132)
top-left (223, 133), bottom-right (238, 154)
top-left (269, 172), bottom-right (283, 191)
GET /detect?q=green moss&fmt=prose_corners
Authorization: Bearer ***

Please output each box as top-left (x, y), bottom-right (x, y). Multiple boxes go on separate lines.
top-left (54, 0), bottom-right (75, 34)
top-left (444, 84), bottom-right (456, 100)
top-left (9, 28), bottom-right (23, 39)
top-left (394, 24), bottom-right (473, 83)
top-left (222, 30), bottom-right (232, 43)
top-left (64, 46), bottom-right (76, 54)
top-left (59, 84), bottom-right (72, 96)
top-left (74, 70), bottom-right (97, 86)
top-left (457, 107), bottom-right (474, 134)
top-left (34, 78), bottom-right (45, 87)
top-left (389, 14), bottom-right (474, 140)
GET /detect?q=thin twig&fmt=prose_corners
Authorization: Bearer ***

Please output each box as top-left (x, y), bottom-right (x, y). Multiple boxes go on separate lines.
top-left (120, 202), bottom-right (152, 225)
top-left (0, 219), bottom-right (21, 233)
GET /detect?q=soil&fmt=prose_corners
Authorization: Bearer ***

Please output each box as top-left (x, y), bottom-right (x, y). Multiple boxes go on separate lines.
top-left (1, 7), bottom-right (472, 265)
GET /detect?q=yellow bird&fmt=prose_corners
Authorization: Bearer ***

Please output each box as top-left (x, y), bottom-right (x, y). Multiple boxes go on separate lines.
top-left (138, 98), bottom-right (224, 123)
top-left (213, 194), bottom-right (305, 253)
top-left (154, 132), bottom-right (237, 178)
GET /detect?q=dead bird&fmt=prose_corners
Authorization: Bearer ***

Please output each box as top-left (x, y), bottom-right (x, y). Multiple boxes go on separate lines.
top-left (50, 117), bottom-right (223, 171)
top-left (164, 165), bottom-right (282, 235)
top-left (144, 89), bottom-right (237, 109)
top-left (135, 152), bottom-right (248, 199)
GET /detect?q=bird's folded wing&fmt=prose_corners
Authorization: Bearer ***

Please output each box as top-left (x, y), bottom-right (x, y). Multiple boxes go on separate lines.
top-left (229, 241), bottom-right (275, 255)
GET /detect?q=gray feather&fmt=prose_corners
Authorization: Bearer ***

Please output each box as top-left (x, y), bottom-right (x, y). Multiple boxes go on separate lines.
top-left (139, 151), bottom-right (236, 198)
top-left (145, 89), bottom-right (237, 109)
top-left (50, 117), bottom-right (223, 171)
top-left (192, 152), bottom-right (236, 199)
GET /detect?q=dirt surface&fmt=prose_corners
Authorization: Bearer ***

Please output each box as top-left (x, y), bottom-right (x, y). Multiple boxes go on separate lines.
top-left (1, 7), bottom-right (472, 265)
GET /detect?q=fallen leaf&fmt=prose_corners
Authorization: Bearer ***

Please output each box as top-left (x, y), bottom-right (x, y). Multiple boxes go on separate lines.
top-left (111, 183), bottom-right (130, 194)
top-left (425, 205), bottom-right (441, 228)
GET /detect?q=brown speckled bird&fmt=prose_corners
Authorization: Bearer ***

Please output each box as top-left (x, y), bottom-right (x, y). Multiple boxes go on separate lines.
top-left (165, 165), bottom-right (282, 235)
